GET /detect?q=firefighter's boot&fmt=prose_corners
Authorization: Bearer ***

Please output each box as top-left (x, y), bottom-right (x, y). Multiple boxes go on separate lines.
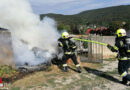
top-left (63, 64), bottom-right (68, 72)
top-left (121, 77), bottom-right (128, 85)
top-left (63, 66), bottom-right (68, 72)
top-left (77, 66), bottom-right (82, 73)
top-left (76, 64), bottom-right (82, 73)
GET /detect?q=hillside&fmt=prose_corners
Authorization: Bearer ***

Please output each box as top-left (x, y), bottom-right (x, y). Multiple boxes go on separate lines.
top-left (40, 5), bottom-right (130, 25)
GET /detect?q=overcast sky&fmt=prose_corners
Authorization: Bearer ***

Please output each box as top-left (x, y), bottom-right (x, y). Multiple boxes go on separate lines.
top-left (29, 0), bottom-right (130, 15)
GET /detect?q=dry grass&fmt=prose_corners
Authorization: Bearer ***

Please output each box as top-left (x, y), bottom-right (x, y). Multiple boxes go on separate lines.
top-left (5, 59), bottom-right (130, 90)
top-left (9, 61), bottom-right (101, 89)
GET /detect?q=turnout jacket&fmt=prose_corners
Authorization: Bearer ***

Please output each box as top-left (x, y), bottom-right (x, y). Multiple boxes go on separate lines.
top-left (58, 37), bottom-right (77, 55)
top-left (107, 36), bottom-right (130, 60)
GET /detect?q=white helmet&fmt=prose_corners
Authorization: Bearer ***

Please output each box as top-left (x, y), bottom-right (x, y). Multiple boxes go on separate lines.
top-left (116, 28), bottom-right (126, 37)
top-left (62, 32), bottom-right (69, 39)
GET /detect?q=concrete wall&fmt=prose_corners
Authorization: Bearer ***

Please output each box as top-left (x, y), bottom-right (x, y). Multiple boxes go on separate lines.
top-left (0, 30), bottom-right (15, 67)
top-left (87, 35), bottom-right (103, 62)
top-left (102, 36), bottom-right (117, 59)
top-left (88, 35), bottom-right (117, 60)
top-left (73, 35), bottom-right (117, 60)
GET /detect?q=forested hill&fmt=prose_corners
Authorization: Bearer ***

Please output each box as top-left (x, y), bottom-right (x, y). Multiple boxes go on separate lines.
top-left (40, 5), bottom-right (130, 25)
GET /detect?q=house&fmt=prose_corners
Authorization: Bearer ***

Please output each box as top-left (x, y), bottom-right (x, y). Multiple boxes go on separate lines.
top-left (86, 27), bottom-right (108, 35)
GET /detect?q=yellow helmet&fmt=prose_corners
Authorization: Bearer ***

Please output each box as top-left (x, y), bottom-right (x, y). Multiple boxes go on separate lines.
top-left (116, 28), bottom-right (126, 37)
top-left (62, 32), bottom-right (69, 39)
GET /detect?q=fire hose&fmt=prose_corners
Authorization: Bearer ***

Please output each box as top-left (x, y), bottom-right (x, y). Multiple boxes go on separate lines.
top-left (73, 38), bottom-right (108, 46)
top-left (66, 38), bottom-right (109, 64)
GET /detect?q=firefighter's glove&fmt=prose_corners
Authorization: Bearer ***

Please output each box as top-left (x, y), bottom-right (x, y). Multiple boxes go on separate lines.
top-left (107, 44), bottom-right (113, 49)
top-left (71, 46), bottom-right (77, 50)
top-left (107, 44), bottom-right (117, 52)
top-left (58, 42), bottom-right (63, 47)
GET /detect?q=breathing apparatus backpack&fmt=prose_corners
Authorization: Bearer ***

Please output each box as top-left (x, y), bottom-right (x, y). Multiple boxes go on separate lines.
top-left (126, 36), bottom-right (130, 58)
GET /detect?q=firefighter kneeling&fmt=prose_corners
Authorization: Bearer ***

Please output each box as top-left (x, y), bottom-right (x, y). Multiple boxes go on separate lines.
top-left (107, 28), bottom-right (130, 85)
top-left (58, 32), bottom-right (82, 73)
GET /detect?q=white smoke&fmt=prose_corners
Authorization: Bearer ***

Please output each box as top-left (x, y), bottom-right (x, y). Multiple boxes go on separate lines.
top-left (0, 0), bottom-right (60, 66)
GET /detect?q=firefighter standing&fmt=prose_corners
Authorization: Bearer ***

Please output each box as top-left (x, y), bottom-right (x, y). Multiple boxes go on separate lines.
top-left (58, 32), bottom-right (82, 73)
top-left (107, 28), bottom-right (130, 85)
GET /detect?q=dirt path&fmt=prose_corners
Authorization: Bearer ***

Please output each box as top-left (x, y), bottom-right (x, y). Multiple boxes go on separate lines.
top-left (97, 60), bottom-right (129, 90)
top-left (8, 59), bottom-right (130, 90)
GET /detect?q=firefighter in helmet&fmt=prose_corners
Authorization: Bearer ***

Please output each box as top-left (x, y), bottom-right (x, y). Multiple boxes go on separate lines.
top-left (107, 28), bottom-right (130, 85)
top-left (58, 32), bottom-right (82, 73)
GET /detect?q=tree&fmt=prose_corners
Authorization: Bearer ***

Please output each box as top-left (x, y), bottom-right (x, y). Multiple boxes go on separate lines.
top-left (108, 21), bottom-right (124, 35)
top-left (57, 23), bottom-right (71, 32)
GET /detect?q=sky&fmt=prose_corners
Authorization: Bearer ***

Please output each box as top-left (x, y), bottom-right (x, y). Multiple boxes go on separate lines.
top-left (29, 0), bottom-right (130, 15)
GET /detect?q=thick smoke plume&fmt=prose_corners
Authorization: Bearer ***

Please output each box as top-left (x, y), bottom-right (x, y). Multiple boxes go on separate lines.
top-left (0, 0), bottom-right (60, 66)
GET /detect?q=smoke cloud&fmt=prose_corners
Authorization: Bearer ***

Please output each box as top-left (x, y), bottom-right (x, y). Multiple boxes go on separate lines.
top-left (0, 0), bottom-right (60, 66)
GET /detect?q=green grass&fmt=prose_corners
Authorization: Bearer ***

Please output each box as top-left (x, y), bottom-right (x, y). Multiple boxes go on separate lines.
top-left (103, 58), bottom-right (116, 61)
top-left (44, 73), bottom-right (58, 77)
top-left (40, 83), bottom-right (48, 87)
top-left (80, 84), bottom-right (91, 90)
top-left (105, 68), bottom-right (118, 74)
top-left (10, 87), bottom-right (20, 90)
top-left (0, 65), bottom-right (18, 77)
top-left (47, 78), bottom-right (57, 87)
top-left (63, 77), bottom-right (67, 82)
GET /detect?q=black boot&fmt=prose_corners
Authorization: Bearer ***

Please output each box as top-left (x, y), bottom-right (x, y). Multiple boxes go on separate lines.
top-left (121, 77), bottom-right (128, 85)
top-left (63, 66), bottom-right (68, 72)
top-left (77, 66), bottom-right (82, 73)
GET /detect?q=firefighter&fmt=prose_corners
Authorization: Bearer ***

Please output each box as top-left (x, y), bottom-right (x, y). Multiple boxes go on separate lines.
top-left (107, 28), bottom-right (130, 85)
top-left (58, 32), bottom-right (82, 73)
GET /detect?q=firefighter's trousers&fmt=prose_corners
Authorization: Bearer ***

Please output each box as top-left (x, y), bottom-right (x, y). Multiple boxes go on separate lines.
top-left (118, 60), bottom-right (130, 83)
top-left (62, 54), bottom-right (79, 66)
